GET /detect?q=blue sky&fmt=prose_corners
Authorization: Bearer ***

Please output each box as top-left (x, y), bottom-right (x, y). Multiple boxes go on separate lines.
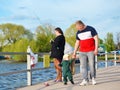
top-left (0, 0), bottom-right (120, 40)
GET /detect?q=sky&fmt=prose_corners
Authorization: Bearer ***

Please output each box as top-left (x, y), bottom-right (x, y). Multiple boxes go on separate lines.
top-left (0, 0), bottom-right (120, 40)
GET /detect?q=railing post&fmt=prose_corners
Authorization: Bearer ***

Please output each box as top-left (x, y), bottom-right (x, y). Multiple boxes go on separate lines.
top-left (95, 55), bottom-right (98, 69)
top-left (105, 51), bottom-right (108, 68)
top-left (43, 55), bottom-right (50, 68)
top-left (27, 46), bottom-right (32, 86)
top-left (114, 51), bottom-right (117, 66)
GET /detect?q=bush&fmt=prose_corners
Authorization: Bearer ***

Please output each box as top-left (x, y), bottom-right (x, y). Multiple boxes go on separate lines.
top-left (35, 24), bottom-right (55, 52)
top-left (2, 39), bottom-right (39, 62)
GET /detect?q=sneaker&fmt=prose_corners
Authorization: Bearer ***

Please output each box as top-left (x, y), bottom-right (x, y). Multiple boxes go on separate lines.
top-left (92, 78), bottom-right (96, 85)
top-left (79, 79), bottom-right (88, 86)
top-left (70, 80), bottom-right (74, 84)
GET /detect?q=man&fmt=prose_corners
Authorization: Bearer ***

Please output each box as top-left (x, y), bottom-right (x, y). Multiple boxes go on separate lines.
top-left (73, 20), bottom-right (98, 85)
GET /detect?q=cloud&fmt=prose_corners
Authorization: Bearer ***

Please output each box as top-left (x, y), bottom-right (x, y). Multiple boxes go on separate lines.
top-left (0, 0), bottom-right (120, 39)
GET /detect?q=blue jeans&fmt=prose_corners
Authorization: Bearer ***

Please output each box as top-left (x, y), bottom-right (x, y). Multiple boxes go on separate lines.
top-left (79, 51), bottom-right (96, 80)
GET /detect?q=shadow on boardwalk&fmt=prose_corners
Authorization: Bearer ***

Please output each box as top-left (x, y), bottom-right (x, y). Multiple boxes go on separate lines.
top-left (17, 66), bottom-right (120, 90)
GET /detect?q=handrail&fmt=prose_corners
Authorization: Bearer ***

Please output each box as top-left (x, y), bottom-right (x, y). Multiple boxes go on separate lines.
top-left (0, 52), bottom-right (29, 55)
top-left (0, 52), bottom-right (49, 56)
top-left (0, 64), bottom-right (81, 76)
top-left (0, 51), bottom-right (119, 86)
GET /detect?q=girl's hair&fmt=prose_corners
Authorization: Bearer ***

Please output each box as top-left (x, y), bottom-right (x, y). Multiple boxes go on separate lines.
top-left (55, 27), bottom-right (64, 35)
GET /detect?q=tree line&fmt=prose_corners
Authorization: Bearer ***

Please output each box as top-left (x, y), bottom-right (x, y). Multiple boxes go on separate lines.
top-left (0, 23), bottom-right (55, 61)
top-left (0, 23), bottom-right (119, 61)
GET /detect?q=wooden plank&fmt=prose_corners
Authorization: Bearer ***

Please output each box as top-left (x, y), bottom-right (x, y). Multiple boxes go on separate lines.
top-left (17, 66), bottom-right (120, 90)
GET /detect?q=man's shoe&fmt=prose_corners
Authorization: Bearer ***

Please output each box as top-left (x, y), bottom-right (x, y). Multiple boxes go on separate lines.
top-left (79, 79), bottom-right (88, 86)
top-left (92, 78), bottom-right (96, 85)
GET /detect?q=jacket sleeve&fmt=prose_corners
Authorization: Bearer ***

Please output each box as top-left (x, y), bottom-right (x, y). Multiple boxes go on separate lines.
top-left (52, 37), bottom-right (60, 49)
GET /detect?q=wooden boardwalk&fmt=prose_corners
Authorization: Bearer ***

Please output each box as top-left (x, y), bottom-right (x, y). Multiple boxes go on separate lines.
top-left (17, 66), bottom-right (120, 90)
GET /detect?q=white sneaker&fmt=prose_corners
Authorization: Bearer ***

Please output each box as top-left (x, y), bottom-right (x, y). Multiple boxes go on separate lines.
top-left (92, 78), bottom-right (97, 85)
top-left (79, 79), bottom-right (88, 86)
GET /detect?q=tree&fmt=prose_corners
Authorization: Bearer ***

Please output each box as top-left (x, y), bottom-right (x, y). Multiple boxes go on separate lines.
top-left (104, 33), bottom-right (115, 52)
top-left (99, 38), bottom-right (103, 44)
top-left (24, 30), bottom-right (34, 41)
top-left (2, 38), bottom-right (39, 62)
top-left (35, 24), bottom-right (55, 52)
top-left (0, 23), bottom-right (33, 45)
top-left (116, 32), bottom-right (120, 49)
top-left (29, 39), bottom-right (39, 52)
top-left (0, 31), bottom-right (5, 51)
top-left (65, 24), bottom-right (76, 47)
top-left (2, 38), bottom-right (29, 61)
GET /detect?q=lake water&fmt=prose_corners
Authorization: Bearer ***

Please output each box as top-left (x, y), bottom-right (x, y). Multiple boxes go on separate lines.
top-left (0, 60), bottom-right (119, 90)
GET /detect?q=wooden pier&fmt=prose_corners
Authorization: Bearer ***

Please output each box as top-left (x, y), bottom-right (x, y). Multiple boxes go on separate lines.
top-left (17, 66), bottom-right (120, 90)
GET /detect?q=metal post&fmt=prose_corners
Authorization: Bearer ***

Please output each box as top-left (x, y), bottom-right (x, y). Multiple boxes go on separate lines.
top-left (114, 51), bottom-right (117, 66)
top-left (95, 55), bottom-right (98, 69)
top-left (27, 46), bottom-right (32, 86)
top-left (105, 51), bottom-right (108, 68)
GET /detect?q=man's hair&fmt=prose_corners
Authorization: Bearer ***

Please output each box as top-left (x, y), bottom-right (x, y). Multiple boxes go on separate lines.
top-left (76, 20), bottom-right (84, 25)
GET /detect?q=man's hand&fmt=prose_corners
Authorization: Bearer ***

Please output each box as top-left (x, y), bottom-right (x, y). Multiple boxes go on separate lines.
top-left (93, 35), bottom-right (98, 56)
top-left (94, 49), bottom-right (98, 55)
top-left (72, 53), bottom-right (76, 59)
top-left (73, 40), bottom-right (79, 58)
